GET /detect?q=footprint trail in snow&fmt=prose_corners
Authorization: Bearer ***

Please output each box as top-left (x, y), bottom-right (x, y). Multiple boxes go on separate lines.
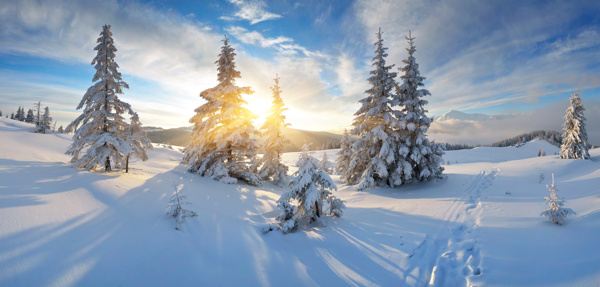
top-left (410, 168), bottom-right (500, 286)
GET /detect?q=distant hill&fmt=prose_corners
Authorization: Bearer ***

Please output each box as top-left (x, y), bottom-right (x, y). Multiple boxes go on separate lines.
top-left (146, 126), bottom-right (343, 152)
top-left (487, 130), bottom-right (562, 147)
top-left (434, 109), bottom-right (507, 122)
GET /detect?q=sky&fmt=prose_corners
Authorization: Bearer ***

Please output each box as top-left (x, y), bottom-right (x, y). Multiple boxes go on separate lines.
top-left (1, 0), bottom-right (599, 145)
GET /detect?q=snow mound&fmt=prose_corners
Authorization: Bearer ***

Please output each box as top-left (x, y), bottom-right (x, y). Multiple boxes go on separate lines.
top-left (1, 117), bottom-right (600, 286)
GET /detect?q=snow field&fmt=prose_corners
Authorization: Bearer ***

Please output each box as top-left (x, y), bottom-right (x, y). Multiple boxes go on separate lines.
top-left (1, 118), bottom-right (600, 286)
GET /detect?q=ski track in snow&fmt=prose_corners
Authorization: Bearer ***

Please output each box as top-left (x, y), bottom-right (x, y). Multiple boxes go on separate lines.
top-left (410, 168), bottom-right (500, 286)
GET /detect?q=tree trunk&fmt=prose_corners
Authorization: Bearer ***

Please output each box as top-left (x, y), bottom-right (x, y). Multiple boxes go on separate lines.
top-left (105, 156), bottom-right (111, 172)
top-left (126, 155), bottom-right (129, 173)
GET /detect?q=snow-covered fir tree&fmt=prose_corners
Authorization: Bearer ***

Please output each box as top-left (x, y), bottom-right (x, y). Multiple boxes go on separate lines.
top-left (335, 129), bottom-right (353, 177)
top-left (396, 31), bottom-right (444, 182)
top-left (255, 74), bottom-right (291, 186)
top-left (182, 35), bottom-right (261, 186)
top-left (166, 184), bottom-right (198, 230)
top-left (560, 92), bottom-right (590, 160)
top-left (541, 173), bottom-right (575, 225)
top-left (25, 109), bottom-right (34, 123)
top-left (345, 28), bottom-right (411, 190)
top-left (0, 110), bottom-right (3, 117)
top-left (66, 25), bottom-right (135, 171)
top-left (124, 112), bottom-right (153, 173)
top-left (276, 144), bottom-right (344, 233)
top-left (320, 152), bottom-right (334, 174)
top-left (10, 112), bottom-right (14, 120)
top-left (34, 106), bottom-right (53, 134)
top-left (57, 125), bottom-right (64, 133)
top-left (15, 107), bottom-right (23, 121)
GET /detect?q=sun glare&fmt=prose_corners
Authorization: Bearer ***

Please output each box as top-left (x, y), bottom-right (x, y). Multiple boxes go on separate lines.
top-left (245, 97), bottom-right (271, 127)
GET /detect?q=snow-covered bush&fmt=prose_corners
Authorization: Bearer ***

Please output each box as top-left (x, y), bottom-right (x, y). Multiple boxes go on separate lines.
top-left (541, 174), bottom-right (575, 225)
top-left (335, 129), bottom-right (353, 176)
top-left (320, 152), bottom-right (334, 174)
top-left (275, 144), bottom-right (344, 233)
top-left (166, 184), bottom-right (198, 230)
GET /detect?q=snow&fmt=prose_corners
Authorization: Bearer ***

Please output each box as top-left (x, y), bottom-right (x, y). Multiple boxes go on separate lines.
top-left (1, 117), bottom-right (600, 286)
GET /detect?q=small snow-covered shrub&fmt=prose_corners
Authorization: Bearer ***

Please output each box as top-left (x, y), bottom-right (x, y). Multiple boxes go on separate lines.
top-left (540, 174), bottom-right (575, 225)
top-left (166, 184), bottom-right (198, 230)
top-left (274, 144), bottom-right (345, 234)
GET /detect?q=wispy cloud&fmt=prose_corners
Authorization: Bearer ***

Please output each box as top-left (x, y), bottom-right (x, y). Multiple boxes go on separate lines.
top-left (353, 0), bottom-right (600, 116)
top-left (225, 26), bottom-right (292, 47)
top-left (220, 0), bottom-right (282, 25)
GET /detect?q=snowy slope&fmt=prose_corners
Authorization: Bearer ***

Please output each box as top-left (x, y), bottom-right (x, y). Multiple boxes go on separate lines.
top-left (1, 117), bottom-right (600, 286)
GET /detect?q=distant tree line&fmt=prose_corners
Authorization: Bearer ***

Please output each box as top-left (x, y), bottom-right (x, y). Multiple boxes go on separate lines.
top-left (488, 130), bottom-right (562, 148)
top-left (3, 102), bottom-right (59, 134)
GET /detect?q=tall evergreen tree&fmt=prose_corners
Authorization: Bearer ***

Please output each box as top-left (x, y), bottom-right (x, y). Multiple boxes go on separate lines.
top-left (183, 35), bottom-right (261, 186)
top-left (66, 25), bottom-right (134, 171)
top-left (396, 31), bottom-right (444, 182)
top-left (10, 112), bottom-right (14, 120)
top-left (560, 91), bottom-right (590, 160)
top-left (124, 112), bottom-right (153, 173)
top-left (0, 110), bottom-right (2, 117)
top-left (16, 106), bottom-right (25, 121)
top-left (335, 129), bottom-right (353, 177)
top-left (25, 109), bottom-right (34, 123)
top-left (255, 74), bottom-right (291, 185)
top-left (345, 28), bottom-right (411, 190)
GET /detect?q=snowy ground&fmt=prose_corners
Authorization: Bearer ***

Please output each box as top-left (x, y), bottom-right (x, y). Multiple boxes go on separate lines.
top-left (1, 117), bottom-right (599, 286)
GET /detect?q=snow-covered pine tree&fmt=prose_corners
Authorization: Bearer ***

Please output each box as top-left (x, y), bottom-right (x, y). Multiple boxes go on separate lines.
top-left (276, 144), bottom-right (344, 233)
top-left (560, 91), bottom-right (590, 160)
top-left (10, 112), bottom-right (14, 120)
top-left (34, 106), bottom-right (53, 134)
top-left (25, 109), bottom-right (34, 123)
top-left (183, 35), bottom-right (261, 186)
top-left (0, 110), bottom-right (2, 117)
top-left (66, 25), bottom-right (134, 171)
top-left (124, 112), bottom-right (153, 173)
top-left (320, 152), bottom-right (334, 174)
top-left (335, 129), bottom-right (353, 177)
top-left (58, 125), bottom-right (64, 133)
top-left (16, 107), bottom-right (25, 121)
top-left (345, 28), bottom-right (411, 190)
top-left (541, 173), bottom-right (575, 225)
top-left (255, 74), bottom-right (291, 186)
top-left (396, 31), bottom-right (444, 182)
top-left (166, 183), bottom-right (198, 230)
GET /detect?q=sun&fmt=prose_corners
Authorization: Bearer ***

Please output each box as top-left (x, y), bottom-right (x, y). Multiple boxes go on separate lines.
top-left (245, 96), bottom-right (271, 127)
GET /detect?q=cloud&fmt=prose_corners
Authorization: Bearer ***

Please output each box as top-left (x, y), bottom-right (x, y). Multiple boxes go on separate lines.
top-left (0, 0), bottom-right (224, 128)
top-left (428, 99), bottom-right (600, 145)
top-left (225, 26), bottom-right (292, 47)
top-left (353, 0), bottom-right (600, 116)
top-left (220, 0), bottom-right (282, 25)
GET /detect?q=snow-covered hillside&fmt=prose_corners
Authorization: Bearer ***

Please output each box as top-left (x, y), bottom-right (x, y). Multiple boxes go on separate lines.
top-left (1, 117), bottom-right (600, 286)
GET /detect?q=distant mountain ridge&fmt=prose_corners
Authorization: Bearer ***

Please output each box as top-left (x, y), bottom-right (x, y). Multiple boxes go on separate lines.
top-left (145, 126), bottom-right (343, 152)
top-left (434, 110), bottom-right (506, 122)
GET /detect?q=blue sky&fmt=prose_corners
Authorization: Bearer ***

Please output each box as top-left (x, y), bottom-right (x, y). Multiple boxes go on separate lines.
top-left (1, 0), bottom-right (599, 144)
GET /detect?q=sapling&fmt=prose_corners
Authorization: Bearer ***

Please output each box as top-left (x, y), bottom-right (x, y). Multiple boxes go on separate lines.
top-left (166, 183), bottom-right (198, 230)
top-left (541, 174), bottom-right (575, 225)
